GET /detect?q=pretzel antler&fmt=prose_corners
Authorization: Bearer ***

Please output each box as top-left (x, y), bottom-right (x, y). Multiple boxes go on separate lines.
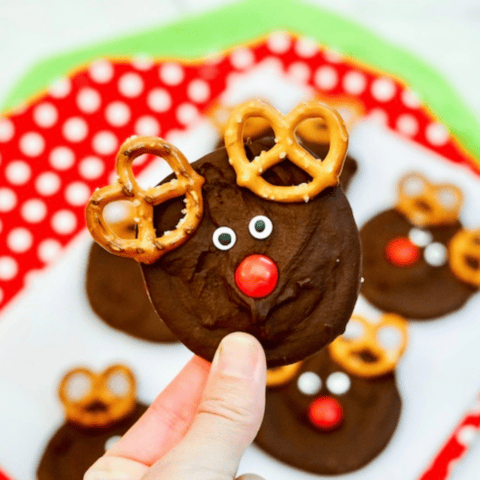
top-left (449, 229), bottom-right (480, 288)
top-left (224, 100), bottom-right (348, 203)
top-left (85, 136), bottom-right (204, 264)
top-left (329, 314), bottom-right (408, 378)
top-left (266, 362), bottom-right (303, 387)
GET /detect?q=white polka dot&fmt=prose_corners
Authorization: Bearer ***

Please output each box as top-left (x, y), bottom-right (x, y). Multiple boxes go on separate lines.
top-left (0, 118), bottom-right (14, 142)
top-left (457, 426), bottom-right (477, 446)
top-left (0, 188), bottom-right (17, 212)
top-left (21, 199), bottom-right (47, 223)
top-left (295, 37), bottom-right (318, 58)
top-left (409, 228), bottom-right (433, 247)
top-left (323, 49), bottom-right (343, 63)
top-left (6, 161), bottom-right (31, 185)
top-left (0, 257), bottom-right (18, 280)
top-left (402, 89), bottom-right (421, 109)
top-left (89, 59), bottom-right (114, 83)
top-left (297, 372), bottom-right (322, 395)
top-left (48, 77), bottom-right (71, 98)
top-left (118, 72), bottom-right (144, 98)
top-left (20, 132), bottom-right (45, 157)
top-left (187, 80), bottom-right (210, 103)
top-left (287, 62), bottom-right (311, 83)
top-left (93, 131), bottom-right (118, 155)
top-left (132, 55), bottom-right (154, 71)
top-left (267, 32), bottom-right (291, 53)
top-left (38, 239), bottom-right (62, 263)
top-left (343, 320), bottom-right (365, 340)
top-left (230, 48), bottom-right (255, 69)
top-left (343, 71), bottom-right (367, 95)
top-left (77, 88), bottom-right (101, 113)
top-left (33, 103), bottom-right (58, 128)
top-left (396, 114), bottom-right (419, 136)
top-left (79, 156), bottom-right (104, 179)
top-left (314, 66), bottom-right (338, 90)
top-left (426, 123), bottom-right (449, 146)
top-left (424, 242), bottom-right (448, 267)
top-left (176, 103), bottom-right (199, 125)
top-left (105, 101), bottom-right (131, 127)
top-left (50, 146), bottom-right (75, 170)
top-left (36, 172), bottom-right (61, 196)
top-left (369, 108), bottom-right (389, 126)
top-left (147, 89), bottom-right (171, 113)
top-left (52, 210), bottom-right (77, 234)
top-left (63, 117), bottom-right (88, 142)
top-left (134, 116), bottom-right (160, 136)
top-left (371, 78), bottom-right (396, 102)
top-left (65, 182), bottom-right (91, 206)
top-left (159, 63), bottom-right (184, 85)
top-left (108, 170), bottom-right (118, 184)
top-left (7, 228), bottom-right (33, 253)
top-left (326, 372), bottom-right (351, 395)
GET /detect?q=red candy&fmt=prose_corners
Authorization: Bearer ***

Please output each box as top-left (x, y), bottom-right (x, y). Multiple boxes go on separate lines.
top-left (308, 396), bottom-right (344, 431)
top-left (234, 254), bottom-right (278, 298)
top-left (385, 237), bottom-right (421, 267)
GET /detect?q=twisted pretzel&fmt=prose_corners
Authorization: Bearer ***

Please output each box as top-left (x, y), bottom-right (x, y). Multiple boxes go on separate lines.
top-left (266, 362), bottom-right (303, 387)
top-left (449, 228), bottom-right (480, 288)
top-left (396, 172), bottom-right (463, 227)
top-left (328, 314), bottom-right (408, 378)
top-left (59, 364), bottom-right (136, 428)
top-left (85, 136), bottom-right (205, 264)
top-left (224, 100), bottom-right (348, 203)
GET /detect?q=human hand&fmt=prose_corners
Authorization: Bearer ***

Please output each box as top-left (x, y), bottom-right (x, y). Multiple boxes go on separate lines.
top-left (84, 332), bottom-right (267, 480)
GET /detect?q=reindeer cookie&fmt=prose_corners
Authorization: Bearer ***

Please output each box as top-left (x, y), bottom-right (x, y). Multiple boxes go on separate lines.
top-left (255, 314), bottom-right (407, 475)
top-left (86, 203), bottom-right (177, 342)
top-left (361, 172), bottom-right (479, 320)
top-left (85, 100), bottom-right (362, 367)
top-left (37, 365), bottom-right (147, 480)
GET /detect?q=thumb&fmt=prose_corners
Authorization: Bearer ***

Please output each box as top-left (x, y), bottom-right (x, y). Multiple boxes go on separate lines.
top-left (146, 332), bottom-right (266, 480)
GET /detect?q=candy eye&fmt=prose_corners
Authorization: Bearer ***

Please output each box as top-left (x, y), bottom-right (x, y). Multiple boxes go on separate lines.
top-left (297, 372), bottom-right (322, 395)
top-left (213, 227), bottom-right (237, 251)
top-left (249, 215), bottom-right (273, 239)
top-left (326, 372), bottom-right (351, 395)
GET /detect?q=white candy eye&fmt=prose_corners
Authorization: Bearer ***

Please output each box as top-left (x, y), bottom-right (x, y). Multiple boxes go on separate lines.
top-left (104, 435), bottom-right (122, 451)
top-left (249, 215), bottom-right (273, 240)
top-left (326, 372), bottom-right (351, 395)
top-left (424, 242), bottom-right (448, 266)
top-left (409, 228), bottom-right (433, 247)
top-left (212, 227), bottom-right (237, 250)
top-left (297, 372), bottom-right (322, 395)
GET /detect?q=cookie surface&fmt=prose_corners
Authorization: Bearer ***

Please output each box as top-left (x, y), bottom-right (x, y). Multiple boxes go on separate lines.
top-left (142, 138), bottom-right (361, 366)
top-left (86, 243), bottom-right (177, 342)
top-left (361, 209), bottom-right (475, 319)
top-left (255, 349), bottom-right (401, 474)
top-left (37, 402), bottom-right (147, 480)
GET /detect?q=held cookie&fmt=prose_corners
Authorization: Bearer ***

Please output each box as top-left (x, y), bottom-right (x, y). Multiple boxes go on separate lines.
top-left (37, 365), bottom-right (147, 480)
top-left (85, 100), bottom-right (362, 367)
top-left (255, 314), bottom-right (407, 475)
top-left (361, 173), bottom-right (479, 320)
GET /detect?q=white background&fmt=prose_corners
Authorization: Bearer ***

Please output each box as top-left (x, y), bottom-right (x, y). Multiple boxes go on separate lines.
top-left (0, 1), bottom-right (479, 479)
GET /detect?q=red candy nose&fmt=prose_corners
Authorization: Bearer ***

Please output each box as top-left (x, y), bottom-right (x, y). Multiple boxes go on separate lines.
top-left (308, 396), bottom-right (344, 431)
top-left (235, 254), bottom-right (278, 298)
top-left (385, 237), bottom-right (420, 267)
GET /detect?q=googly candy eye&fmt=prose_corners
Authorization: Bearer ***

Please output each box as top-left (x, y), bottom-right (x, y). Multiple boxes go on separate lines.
top-left (326, 372), bottom-right (351, 395)
top-left (249, 215), bottom-right (273, 239)
top-left (213, 227), bottom-right (237, 251)
top-left (297, 371), bottom-right (322, 395)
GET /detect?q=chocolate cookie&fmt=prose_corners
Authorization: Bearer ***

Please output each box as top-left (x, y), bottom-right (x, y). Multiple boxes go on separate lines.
top-left (361, 209), bottom-right (476, 319)
top-left (142, 136), bottom-right (361, 367)
top-left (37, 402), bottom-right (147, 480)
top-left (256, 347), bottom-right (401, 475)
top-left (86, 242), bottom-right (177, 342)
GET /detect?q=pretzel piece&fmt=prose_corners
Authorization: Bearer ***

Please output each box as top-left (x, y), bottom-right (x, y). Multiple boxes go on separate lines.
top-left (85, 136), bottom-right (204, 264)
top-left (449, 228), bottom-right (480, 288)
top-left (266, 362), bottom-right (303, 387)
top-left (328, 314), bottom-right (408, 378)
top-left (59, 364), bottom-right (136, 428)
top-left (224, 100), bottom-right (348, 203)
top-left (396, 172), bottom-right (463, 227)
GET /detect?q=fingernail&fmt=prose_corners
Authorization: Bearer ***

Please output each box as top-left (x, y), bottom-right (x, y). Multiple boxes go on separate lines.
top-left (213, 333), bottom-right (260, 379)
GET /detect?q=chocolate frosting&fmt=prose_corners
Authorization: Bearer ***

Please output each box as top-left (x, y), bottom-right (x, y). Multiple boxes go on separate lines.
top-left (142, 138), bottom-right (361, 367)
top-left (361, 209), bottom-right (475, 320)
top-left (37, 402), bottom-right (147, 480)
top-left (86, 243), bottom-right (177, 342)
top-left (255, 348), bottom-right (401, 474)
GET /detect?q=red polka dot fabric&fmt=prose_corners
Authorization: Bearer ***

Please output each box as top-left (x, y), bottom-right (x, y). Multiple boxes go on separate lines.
top-left (0, 32), bottom-right (478, 315)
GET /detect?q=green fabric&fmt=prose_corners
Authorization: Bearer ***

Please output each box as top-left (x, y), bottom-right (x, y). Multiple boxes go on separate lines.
top-left (2, 0), bottom-right (479, 164)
